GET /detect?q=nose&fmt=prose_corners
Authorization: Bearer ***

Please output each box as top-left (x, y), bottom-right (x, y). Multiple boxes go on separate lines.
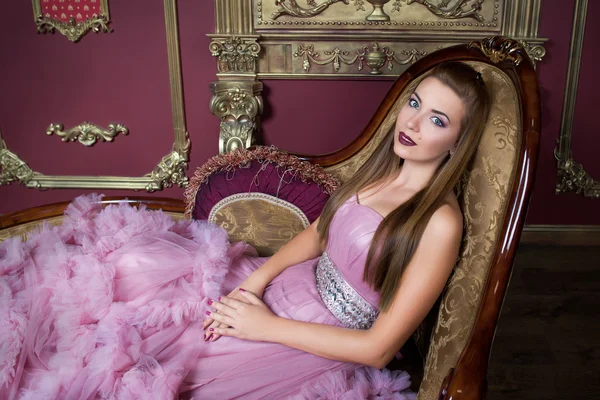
top-left (406, 114), bottom-right (420, 133)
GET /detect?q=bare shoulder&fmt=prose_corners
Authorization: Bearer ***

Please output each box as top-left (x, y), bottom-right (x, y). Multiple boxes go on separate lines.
top-left (424, 194), bottom-right (463, 242)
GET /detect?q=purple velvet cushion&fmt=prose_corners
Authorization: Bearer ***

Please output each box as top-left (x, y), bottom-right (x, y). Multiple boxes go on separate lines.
top-left (184, 146), bottom-right (339, 223)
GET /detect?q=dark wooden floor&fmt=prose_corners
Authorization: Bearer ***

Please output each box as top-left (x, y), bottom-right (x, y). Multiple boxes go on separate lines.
top-left (487, 245), bottom-right (600, 399)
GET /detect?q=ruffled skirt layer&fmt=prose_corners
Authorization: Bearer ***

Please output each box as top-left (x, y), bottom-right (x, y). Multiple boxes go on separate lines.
top-left (0, 195), bottom-right (414, 399)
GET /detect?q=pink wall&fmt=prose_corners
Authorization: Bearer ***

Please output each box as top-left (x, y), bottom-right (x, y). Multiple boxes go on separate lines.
top-left (1, 1), bottom-right (598, 225)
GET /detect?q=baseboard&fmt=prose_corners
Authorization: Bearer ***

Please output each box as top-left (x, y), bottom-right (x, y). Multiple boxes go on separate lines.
top-left (521, 225), bottom-right (600, 246)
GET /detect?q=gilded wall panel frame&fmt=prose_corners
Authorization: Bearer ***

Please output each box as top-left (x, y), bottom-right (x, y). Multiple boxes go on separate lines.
top-left (32, 0), bottom-right (112, 42)
top-left (1, 0), bottom-right (189, 192)
top-left (554, 0), bottom-right (600, 198)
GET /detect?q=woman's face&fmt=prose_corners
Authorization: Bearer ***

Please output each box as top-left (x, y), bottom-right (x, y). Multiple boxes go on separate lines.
top-left (393, 77), bottom-right (466, 164)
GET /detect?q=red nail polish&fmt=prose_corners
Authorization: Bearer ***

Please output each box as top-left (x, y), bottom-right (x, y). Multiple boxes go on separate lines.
top-left (239, 288), bottom-right (245, 292)
top-left (209, 328), bottom-right (214, 332)
top-left (208, 299), bottom-right (213, 305)
top-left (207, 334), bottom-right (213, 341)
top-left (218, 296), bottom-right (222, 301)
top-left (206, 311), bottom-right (211, 316)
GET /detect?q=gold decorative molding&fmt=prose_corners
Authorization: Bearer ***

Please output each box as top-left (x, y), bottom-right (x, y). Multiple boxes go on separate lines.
top-left (468, 36), bottom-right (525, 66)
top-left (258, 0), bottom-right (500, 28)
top-left (554, 0), bottom-right (599, 199)
top-left (0, 132), bottom-right (35, 187)
top-left (407, 0), bottom-right (485, 22)
top-left (209, 36), bottom-right (261, 74)
top-left (32, 0), bottom-right (112, 43)
top-left (272, 0), bottom-right (347, 20)
top-left (518, 39), bottom-right (546, 67)
top-left (0, 0), bottom-right (189, 192)
top-left (146, 145), bottom-right (190, 191)
top-left (210, 82), bottom-right (263, 154)
top-left (46, 122), bottom-right (129, 147)
top-left (295, 42), bottom-right (426, 74)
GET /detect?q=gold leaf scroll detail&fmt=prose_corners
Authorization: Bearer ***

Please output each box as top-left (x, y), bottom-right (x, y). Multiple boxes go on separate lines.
top-left (272, 0), bottom-right (365, 20)
top-left (46, 122), bottom-right (129, 147)
top-left (554, 152), bottom-right (600, 198)
top-left (34, 14), bottom-right (112, 43)
top-left (145, 135), bottom-right (191, 192)
top-left (468, 36), bottom-right (525, 66)
top-left (407, 0), bottom-right (485, 22)
top-left (0, 133), bottom-right (34, 186)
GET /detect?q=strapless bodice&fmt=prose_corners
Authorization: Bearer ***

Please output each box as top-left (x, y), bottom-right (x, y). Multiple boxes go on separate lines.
top-left (315, 196), bottom-right (383, 329)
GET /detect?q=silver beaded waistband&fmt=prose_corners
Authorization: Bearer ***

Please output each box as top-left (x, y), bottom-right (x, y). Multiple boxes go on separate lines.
top-left (315, 251), bottom-right (378, 330)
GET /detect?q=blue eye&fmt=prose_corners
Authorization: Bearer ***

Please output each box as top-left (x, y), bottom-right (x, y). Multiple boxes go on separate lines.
top-left (409, 98), bottom-right (419, 109)
top-left (431, 116), bottom-right (445, 127)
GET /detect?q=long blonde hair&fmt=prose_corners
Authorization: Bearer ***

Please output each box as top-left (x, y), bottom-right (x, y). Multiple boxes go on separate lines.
top-left (317, 62), bottom-right (491, 311)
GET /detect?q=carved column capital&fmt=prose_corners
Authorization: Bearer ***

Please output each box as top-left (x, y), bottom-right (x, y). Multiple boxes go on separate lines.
top-left (208, 35), bottom-right (261, 75)
top-left (210, 81), bottom-right (264, 154)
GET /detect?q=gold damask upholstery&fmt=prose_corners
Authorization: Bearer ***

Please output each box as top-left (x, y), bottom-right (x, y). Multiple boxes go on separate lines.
top-left (0, 212), bottom-right (186, 244)
top-left (325, 62), bottom-right (521, 399)
top-left (209, 192), bottom-right (310, 256)
top-left (0, 216), bottom-right (64, 243)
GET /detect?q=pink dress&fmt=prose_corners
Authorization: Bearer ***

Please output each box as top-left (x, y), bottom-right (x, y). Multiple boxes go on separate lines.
top-left (0, 194), bottom-right (415, 399)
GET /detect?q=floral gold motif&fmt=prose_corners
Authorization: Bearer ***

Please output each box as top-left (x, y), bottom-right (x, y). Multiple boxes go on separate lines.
top-left (468, 36), bottom-right (526, 66)
top-left (46, 122), bottom-right (129, 146)
top-left (32, 0), bottom-right (112, 43)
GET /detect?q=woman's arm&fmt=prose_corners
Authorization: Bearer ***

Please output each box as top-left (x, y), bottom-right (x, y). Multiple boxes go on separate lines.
top-left (243, 216), bottom-right (324, 292)
top-left (203, 217), bottom-right (324, 340)
top-left (271, 205), bottom-right (463, 367)
top-left (211, 205), bottom-right (462, 368)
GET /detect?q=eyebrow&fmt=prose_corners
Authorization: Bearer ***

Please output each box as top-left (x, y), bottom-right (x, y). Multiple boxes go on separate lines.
top-left (413, 91), bottom-right (451, 123)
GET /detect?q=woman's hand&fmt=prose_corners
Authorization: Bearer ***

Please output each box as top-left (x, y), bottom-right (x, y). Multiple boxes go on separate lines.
top-left (202, 279), bottom-right (266, 342)
top-left (205, 289), bottom-right (278, 342)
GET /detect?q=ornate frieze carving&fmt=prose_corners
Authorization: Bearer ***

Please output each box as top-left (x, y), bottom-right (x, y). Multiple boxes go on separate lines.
top-left (294, 42), bottom-right (426, 74)
top-left (46, 122), bottom-right (129, 147)
top-left (407, 0), bottom-right (485, 22)
top-left (209, 36), bottom-right (261, 73)
top-left (261, 0), bottom-right (500, 28)
top-left (210, 82), bottom-right (264, 154)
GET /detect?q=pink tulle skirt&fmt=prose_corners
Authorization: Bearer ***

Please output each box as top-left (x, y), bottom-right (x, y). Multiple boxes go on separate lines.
top-left (0, 195), bottom-right (414, 399)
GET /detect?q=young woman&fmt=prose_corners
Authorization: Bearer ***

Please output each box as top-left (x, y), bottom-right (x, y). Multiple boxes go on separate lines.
top-left (0, 62), bottom-right (490, 399)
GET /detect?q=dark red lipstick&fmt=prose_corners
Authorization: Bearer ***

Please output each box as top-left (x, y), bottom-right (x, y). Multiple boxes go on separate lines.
top-left (398, 131), bottom-right (417, 146)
